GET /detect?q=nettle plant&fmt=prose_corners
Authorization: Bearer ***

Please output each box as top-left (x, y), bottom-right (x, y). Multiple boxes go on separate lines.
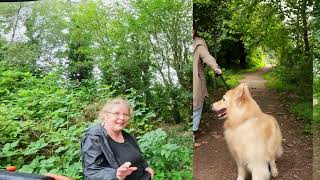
top-left (138, 129), bottom-right (192, 179)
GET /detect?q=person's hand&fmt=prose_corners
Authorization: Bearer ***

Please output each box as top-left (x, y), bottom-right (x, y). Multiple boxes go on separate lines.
top-left (214, 67), bottom-right (222, 75)
top-left (45, 173), bottom-right (73, 180)
top-left (116, 162), bottom-right (137, 180)
top-left (145, 167), bottom-right (154, 177)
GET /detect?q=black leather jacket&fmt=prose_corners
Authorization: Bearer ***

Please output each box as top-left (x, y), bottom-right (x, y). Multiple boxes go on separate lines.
top-left (81, 124), bottom-right (149, 180)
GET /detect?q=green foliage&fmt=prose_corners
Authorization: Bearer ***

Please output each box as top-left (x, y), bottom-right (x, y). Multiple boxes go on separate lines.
top-left (193, 0), bottom-right (229, 34)
top-left (67, 42), bottom-right (94, 82)
top-left (125, 88), bottom-right (156, 135)
top-left (206, 68), bottom-right (243, 90)
top-left (290, 101), bottom-right (313, 122)
top-left (0, 68), bottom-right (190, 178)
top-left (0, 3), bottom-right (24, 34)
top-left (138, 128), bottom-right (192, 179)
top-left (223, 70), bottom-right (244, 88)
top-left (132, 0), bottom-right (192, 90)
top-left (264, 70), bottom-right (313, 132)
top-left (246, 47), bottom-right (266, 70)
top-left (0, 72), bottom-right (94, 177)
top-left (0, 69), bottom-right (90, 178)
top-left (149, 85), bottom-right (192, 124)
top-left (0, 42), bottom-right (39, 74)
top-left (216, 36), bottom-right (246, 67)
top-left (263, 70), bottom-right (299, 94)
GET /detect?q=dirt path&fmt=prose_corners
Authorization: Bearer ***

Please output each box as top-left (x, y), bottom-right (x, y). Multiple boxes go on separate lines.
top-left (193, 66), bottom-right (313, 180)
top-left (314, 124), bottom-right (320, 179)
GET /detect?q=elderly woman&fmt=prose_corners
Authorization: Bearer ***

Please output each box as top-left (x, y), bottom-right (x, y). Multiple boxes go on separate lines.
top-left (81, 98), bottom-right (154, 180)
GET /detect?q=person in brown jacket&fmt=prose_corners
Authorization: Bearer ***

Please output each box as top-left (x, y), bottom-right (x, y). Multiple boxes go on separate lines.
top-left (193, 23), bottom-right (222, 142)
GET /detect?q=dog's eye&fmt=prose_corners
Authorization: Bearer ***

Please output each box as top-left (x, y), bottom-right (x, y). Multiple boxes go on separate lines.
top-left (222, 98), bottom-right (226, 101)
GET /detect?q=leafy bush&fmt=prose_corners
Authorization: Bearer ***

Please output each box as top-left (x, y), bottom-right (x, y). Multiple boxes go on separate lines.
top-left (290, 102), bottom-right (312, 135)
top-left (149, 85), bottom-right (191, 125)
top-left (138, 128), bottom-right (192, 179)
top-left (290, 102), bottom-right (313, 122)
top-left (217, 36), bottom-right (246, 68)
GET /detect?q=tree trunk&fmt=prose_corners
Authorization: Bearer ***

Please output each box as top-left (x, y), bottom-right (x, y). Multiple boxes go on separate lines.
top-left (301, 0), bottom-right (310, 51)
top-left (11, 3), bottom-right (22, 42)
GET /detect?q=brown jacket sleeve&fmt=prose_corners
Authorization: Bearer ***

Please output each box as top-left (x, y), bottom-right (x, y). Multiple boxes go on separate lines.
top-left (197, 45), bottom-right (219, 70)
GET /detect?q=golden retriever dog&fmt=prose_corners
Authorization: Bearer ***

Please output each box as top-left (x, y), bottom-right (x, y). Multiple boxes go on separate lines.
top-left (212, 83), bottom-right (283, 180)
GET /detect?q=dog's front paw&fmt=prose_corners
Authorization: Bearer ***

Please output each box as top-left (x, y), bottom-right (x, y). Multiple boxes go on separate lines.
top-left (271, 167), bottom-right (278, 177)
top-left (236, 176), bottom-right (245, 180)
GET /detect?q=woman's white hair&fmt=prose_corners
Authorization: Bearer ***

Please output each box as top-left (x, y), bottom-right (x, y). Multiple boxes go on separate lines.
top-left (98, 97), bottom-right (133, 122)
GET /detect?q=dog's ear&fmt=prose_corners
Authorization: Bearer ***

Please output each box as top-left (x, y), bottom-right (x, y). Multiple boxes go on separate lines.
top-left (236, 83), bottom-right (245, 97)
top-left (237, 83), bottom-right (251, 103)
top-left (243, 83), bottom-right (252, 98)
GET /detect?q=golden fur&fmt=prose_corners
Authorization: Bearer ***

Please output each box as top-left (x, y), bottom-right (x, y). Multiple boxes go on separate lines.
top-left (212, 83), bottom-right (283, 180)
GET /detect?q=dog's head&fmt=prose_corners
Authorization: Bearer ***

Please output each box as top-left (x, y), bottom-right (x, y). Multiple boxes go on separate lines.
top-left (212, 83), bottom-right (252, 119)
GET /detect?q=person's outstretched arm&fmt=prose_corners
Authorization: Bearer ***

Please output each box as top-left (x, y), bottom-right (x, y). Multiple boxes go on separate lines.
top-left (197, 45), bottom-right (222, 74)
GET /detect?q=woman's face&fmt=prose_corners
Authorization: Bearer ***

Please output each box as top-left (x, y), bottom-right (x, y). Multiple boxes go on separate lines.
top-left (104, 104), bottom-right (130, 132)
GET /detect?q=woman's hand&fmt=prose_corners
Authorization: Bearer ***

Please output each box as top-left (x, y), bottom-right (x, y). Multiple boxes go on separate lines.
top-left (145, 167), bottom-right (154, 177)
top-left (116, 162), bottom-right (137, 180)
top-left (214, 67), bottom-right (222, 75)
top-left (45, 173), bottom-right (73, 180)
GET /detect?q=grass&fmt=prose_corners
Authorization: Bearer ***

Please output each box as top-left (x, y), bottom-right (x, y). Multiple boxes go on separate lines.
top-left (263, 71), bottom-right (296, 92)
top-left (224, 69), bottom-right (244, 88)
top-left (207, 68), bottom-right (244, 89)
top-left (290, 101), bottom-right (313, 121)
top-left (263, 70), bottom-right (313, 134)
top-left (216, 64), bottom-right (266, 88)
top-left (290, 101), bottom-right (313, 134)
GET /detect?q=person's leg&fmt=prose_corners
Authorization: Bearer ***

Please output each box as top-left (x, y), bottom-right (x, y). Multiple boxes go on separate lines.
top-left (192, 105), bottom-right (203, 143)
top-left (192, 105), bottom-right (203, 132)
